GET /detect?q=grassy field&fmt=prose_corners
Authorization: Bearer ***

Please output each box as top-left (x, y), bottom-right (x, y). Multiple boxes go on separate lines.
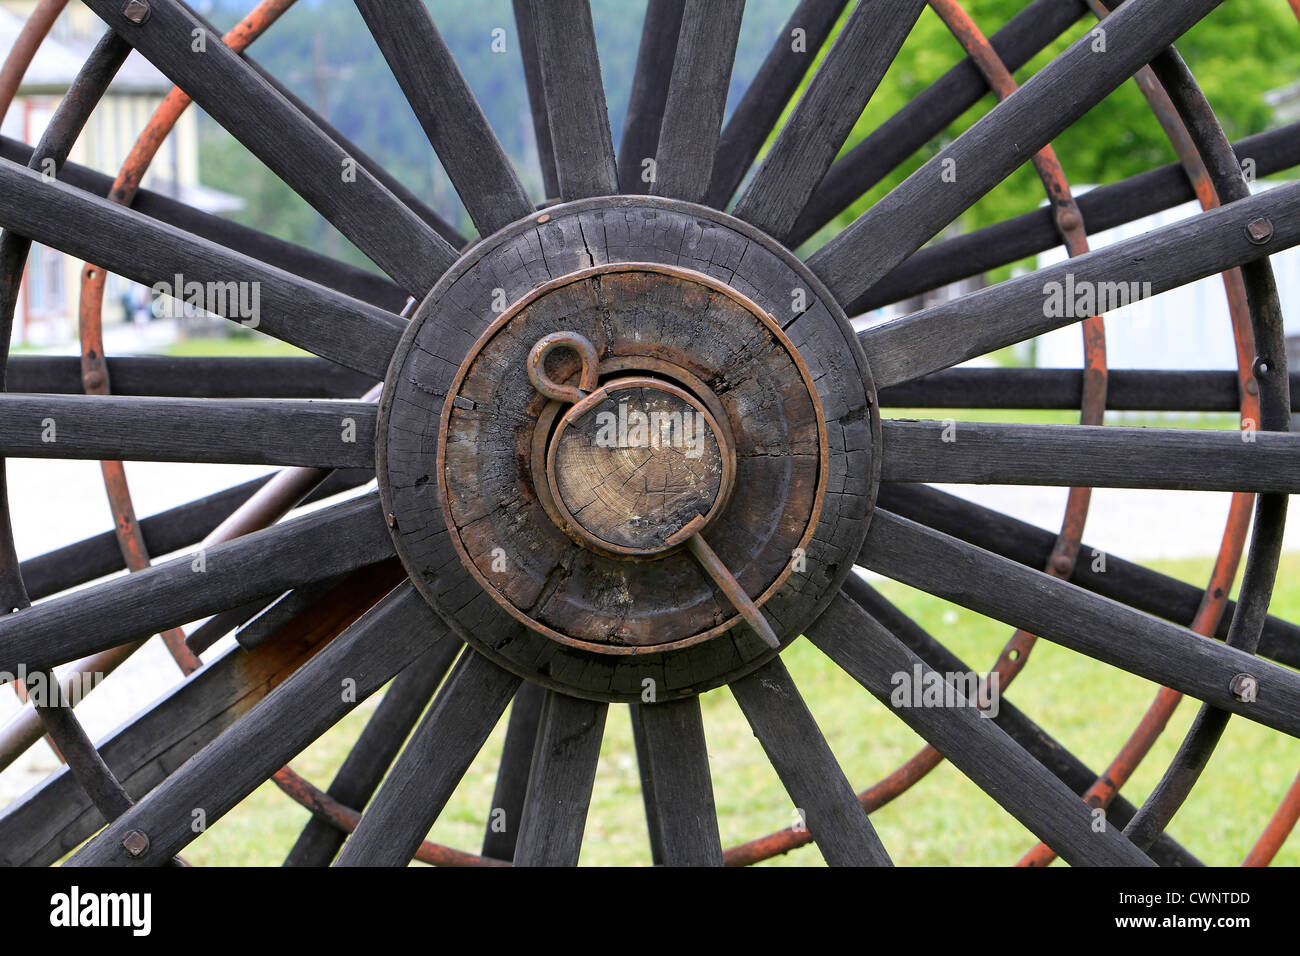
top-left (184, 552), bottom-right (1300, 867)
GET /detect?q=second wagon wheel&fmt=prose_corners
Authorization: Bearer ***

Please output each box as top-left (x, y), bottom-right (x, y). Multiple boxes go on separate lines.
top-left (2, 0), bottom-right (1300, 867)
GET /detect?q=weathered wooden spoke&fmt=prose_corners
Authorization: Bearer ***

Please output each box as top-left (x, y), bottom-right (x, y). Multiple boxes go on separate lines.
top-left (0, 495), bottom-right (393, 677)
top-left (862, 179), bottom-right (1300, 387)
top-left (808, 593), bottom-right (1154, 867)
top-left (732, 0), bottom-right (925, 240)
top-left (808, 0), bottom-right (1223, 304)
top-left (529, 0), bottom-right (618, 199)
top-left (882, 420), bottom-right (1300, 493)
top-left (877, 482), bottom-right (1300, 670)
top-left (481, 682), bottom-right (546, 862)
top-left (4, 0), bottom-right (1299, 869)
top-left (285, 639), bottom-right (460, 867)
top-left (513, 692), bottom-right (608, 866)
top-left (730, 657), bottom-right (892, 866)
top-left (355, 0), bottom-right (532, 235)
top-left (82, 0), bottom-right (455, 294)
top-left (67, 583), bottom-right (440, 866)
top-left (860, 511), bottom-right (1300, 740)
top-left (334, 651), bottom-right (520, 867)
top-left (635, 698), bottom-right (724, 866)
top-left (0, 159), bottom-right (403, 378)
top-left (0, 395), bottom-right (374, 468)
top-left (649, 0), bottom-right (744, 204)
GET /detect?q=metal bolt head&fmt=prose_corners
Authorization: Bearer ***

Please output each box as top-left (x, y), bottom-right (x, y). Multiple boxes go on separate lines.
top-left (1050, 553), bottom-right (1074, 577)
top-left (1229, 673), bottom-right (1258, 702)
top-left (1245, 217), bottom-right (1273, 244)
top-left (122, 1), bottom-right (150, 24)
top-left (121, 829), bottom-right (151, 857)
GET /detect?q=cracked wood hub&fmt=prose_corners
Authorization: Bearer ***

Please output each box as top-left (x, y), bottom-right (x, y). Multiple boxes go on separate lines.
top-left (378, 197), bottom-right (880, 701)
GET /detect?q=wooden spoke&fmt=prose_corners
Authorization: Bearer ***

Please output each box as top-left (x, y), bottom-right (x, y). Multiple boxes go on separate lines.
top-left (808, 593), bottom-right (1154, 866)
top-left (529, 0), bottom-right (618, 199)
top-left (861, 179), bottom-right (1300, 388)
top-left (6, 356), bottom-right (376, 400)
top-left (881, 420), bottom-right (1300, 494)
top-left (285, 640), bottom-right (461, 866)
top-left (334, 651), bottom-right (520, 867)
top-left (808, 0), bottom-right (1224, 305)
top-left (0, 494), bottom-right (394, 678)
top-left (636, 697), bottom-right (723, 866)
top-left (66, 582), bottom-right (440, 866)
top-left (650, 0), bottom-right (744, 204)
top-left (0, 395), bottom-right (374, 468)
top-left (0, 135), bottom-right (408, 311)
top-left (877, 482), bottom-right (1300, 670)
top-left (513, 691), bottom-right (608, 866)
top-left (20, 469), bottom-right (370, 603)
top-left (847, 122), bottom-right (1300, 314)
top-left (355, 0), bottom-right (532, 235)
top-left (878, 366), bottom-right (1300, 413)
top-left (0, 563), bottom-right (402, 867)
top-left (733, 0), bottom-right (925, 240)
top-left (789, 0), bottom-right (1085, 247)
top-left (512, 0), bottom-right (560, 199)
top-left (0, 158), bottom-right (404, 379)
top-left (83, 0), bottom-right (455, 294)
top-left (628, 703), bottom-right (665, 865)
top-left (846, 576), bottom-right (1199, 867)
top-left (618, 0), bottom-right (685, 196)
top-left (481, 681), bottom-right (545, 862)
top-left (860, 510), bottom-right (1300, 739)
top-left (707, 0), bottom-right (849, 209)
top-left (730, 657), bottom-right (892, 866)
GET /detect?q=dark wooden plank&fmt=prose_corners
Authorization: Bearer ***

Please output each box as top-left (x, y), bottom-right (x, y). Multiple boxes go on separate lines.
top-left (730, 657), bottom-right (891, 866)
top-left (512, 0), bottom-right (560, 199)
top-left (0, 562), bottom-right (402, 866)
top-left (789, 0), bottom-right (1086, 247)
top-left (0, 158), bottom-right (404, 379)
top-left (881, 420), bottom-right (1300, 493)
top-left (628, 703), bottom-right (665, 865)
top-left (877, 482), bottom-right (1300, 670)
top-left (733, 0), bottom-right (924, 239)
top-left (707, 0), bottom-right (849, 209)
top-left (860, 179), bottom-right (1300, 388)
top-left (19, 469), bottom-right (370, 602)
top-left (67, 582), bottom-right (437, 865)
top-left (809, 592), bottom-right (1154, 866)
top-left (637, 697), bottom-right (723, 866)
top-left (355, 0), bottom-right (531, 234)
top-left (878, 367), bottom-right (1300, 413)
top-left (650, 0), bottom-right (744, 204)
top-left (0, 493), bottom-right (394, 677)
top-left (83, 0), bottom-right (454, 294)
top-left (618, 0), bottom-right (684, 196)
top-left (0, 135), bottom-right (409, 311)
top-left (529, 0), bottom-right (618, 199)
top-left (334, 650), bottom-right (521, 866)
top-left (481, 681), bottom-right (545, 861)
top-left (846, 121), bottom-right (1300, 314)
top-left (808, 0), bottom-right (1224, 306)
top-left (846, 576), bottom-right (1199, 867)
top-left (6, 355), bottom-right (376, 399)
top-left (513, 691), bottom-right (608, 866)
top-left (0, 395), bottom-right (375, 468)
top-left (861, 510), bottom-right (1300, 739)
top-left (285, 639), bottom-right (461, 866)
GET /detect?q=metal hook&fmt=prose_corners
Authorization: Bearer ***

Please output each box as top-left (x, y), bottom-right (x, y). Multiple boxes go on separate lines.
top-left (527, 331), bottom-right (600, 404)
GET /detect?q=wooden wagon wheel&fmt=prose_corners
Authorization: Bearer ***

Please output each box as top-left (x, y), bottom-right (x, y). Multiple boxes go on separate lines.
top-left (1, 0), bottom-right (1299, 867)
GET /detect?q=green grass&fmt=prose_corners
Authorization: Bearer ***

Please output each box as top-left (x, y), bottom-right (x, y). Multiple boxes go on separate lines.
top-left (165, 332), bottom-right (307, 358)
top-left (184, 552), bottom-right (1300, 867)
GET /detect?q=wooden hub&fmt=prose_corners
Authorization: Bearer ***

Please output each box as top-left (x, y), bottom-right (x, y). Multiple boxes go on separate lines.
top-left (378, 197), bottom-right (880, 701)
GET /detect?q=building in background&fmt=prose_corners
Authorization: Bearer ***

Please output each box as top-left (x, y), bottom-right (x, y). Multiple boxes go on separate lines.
top-left (0, 1), bottom-right (240, 347)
